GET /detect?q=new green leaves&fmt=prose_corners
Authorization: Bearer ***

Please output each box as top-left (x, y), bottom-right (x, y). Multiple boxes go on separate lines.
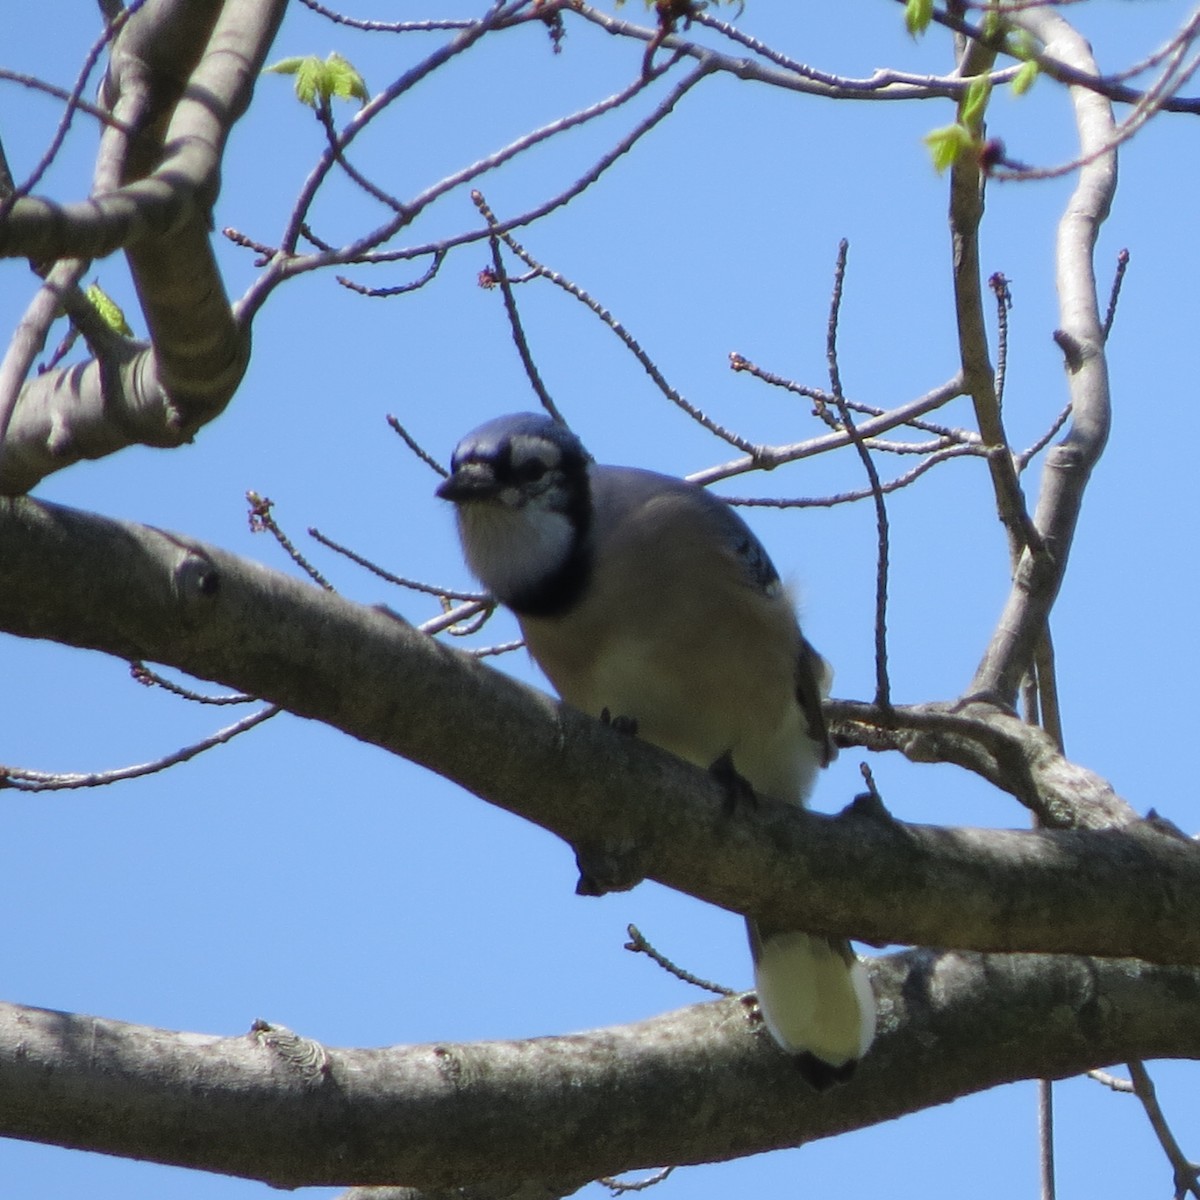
top-left (1011, 59), bottom-right (1039, 97)
top-left (85, 284), bottom-right (133, 337)
top-left (923, 75), bottom-right (991, 173)
top-left (264, 52), bottom-right (368, 110)
top-left (923, 123), bottom-right (978, 173)
top-left (904, 0), bottom-right (934, 38)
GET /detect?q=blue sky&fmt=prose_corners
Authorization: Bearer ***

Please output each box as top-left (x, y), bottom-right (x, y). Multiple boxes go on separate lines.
top-left (3, 2), bottom-right (1199, 1197)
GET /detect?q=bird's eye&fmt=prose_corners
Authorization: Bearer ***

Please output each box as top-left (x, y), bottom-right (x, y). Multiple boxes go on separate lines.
top-left (516, 459), bottom-right (548, 483)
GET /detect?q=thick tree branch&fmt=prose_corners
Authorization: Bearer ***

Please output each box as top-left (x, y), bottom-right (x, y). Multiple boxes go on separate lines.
top-left (0, 0), bottom-right (286, 495)
top-left (0, 0), bottom-right (284, 260)
top-left (1, 497), bottom-right (1198, 964)
top-left (1, 953), bottom-right (1198, 1188)
top-left (827, 698), bottom-right (1138, 833)
top-left (971, 10), bottom-right (1116, 700)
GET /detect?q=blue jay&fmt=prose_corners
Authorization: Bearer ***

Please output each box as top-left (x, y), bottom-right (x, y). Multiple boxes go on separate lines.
top-left (437, 412), bottom-right (875, 1087)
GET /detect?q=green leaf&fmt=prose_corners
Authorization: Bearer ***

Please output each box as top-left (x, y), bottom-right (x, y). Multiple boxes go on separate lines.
top-left (323, 52), bottom-right (369, 105)
top-left (960, 74), bottom-right (992, 128)
top-left (1011, 59), bottom-right (1039, 97)
top-left (85, 284), bottom-right (133, 336)
top-left (923, 123), bottom-right (977, 173)
top-left (263, 52), bottom-right (368, 109)
top-left (1009, 30), bottom-right (1038, 61)
top-left (262, 56), bottom-right (307, 77)
top-left (904, 0), bottom-right (933, 37)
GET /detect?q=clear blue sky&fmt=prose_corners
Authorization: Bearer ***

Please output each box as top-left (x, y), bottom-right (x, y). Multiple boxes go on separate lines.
top-left (3, 3), bottom-right (1199, 1197)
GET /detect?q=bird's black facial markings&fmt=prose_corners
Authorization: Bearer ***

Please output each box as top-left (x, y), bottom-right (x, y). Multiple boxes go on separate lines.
top-left (507, 451), bottom-right (594, 618)
top-left (444, 414), bottom-right (596, 618)
top-left (514, 458), bottom-right (547, 485)
top-left (734, 533), bottom-right (780, 592)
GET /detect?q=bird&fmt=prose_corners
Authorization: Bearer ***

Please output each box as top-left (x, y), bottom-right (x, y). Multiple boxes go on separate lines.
top-left (436, 411), bottom-right (875, 1087)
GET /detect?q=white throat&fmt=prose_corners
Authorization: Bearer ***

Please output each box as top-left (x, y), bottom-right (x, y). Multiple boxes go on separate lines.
top-left (456, 501), bottom-right (576, 605)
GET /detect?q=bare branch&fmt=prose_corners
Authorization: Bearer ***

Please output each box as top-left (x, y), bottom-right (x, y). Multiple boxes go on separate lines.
top-left (1102, 247), bottom-right (1131, 342)
top-left (2, 705), bottom-right (278, 792)
top-left (0, 67), bottom-right (134, 132)
top-left (0, 0), bottom-right (288, 495)
top-left (946, 40), bottom-right (1041, 570)
top-left (730, 352), bottom-right (979, 445)
top-left (624, 924), bottom-right (734, 997)
top-left (485, 217), bottom-right (759, 453)
top-left (686, 375), bottom-right (967, 487)
top-left (0, 1), bottom-right (135, 217)
top-left (0, 953), bottom-right (1198, 1188)
top-left (239, 43), bottom-right (711, 320)
top-left (971, 8), bottom-right (1117, 701)
top-left (728, 444), bottom-right (979, 511)
top-left (823, 238), bottom-right (891, 709)
top-left (386, 413), bottom-right (448, 478)
top-left (130, 661), bottom-right (256, 705)
top-left (0, 258), bottom-right (90, 446)
top-left (308, 526), bottom-right (485, 602)
top-left (0, 0), bottom-right (286, 259)
top-left (4, 497), bottom-right (1200, 963)
top-left (574, 3), bottom-right (1019, 101)
top-left (247, 492), bottom-right (334, 591)
top-left (473, 192), bottom-right (565, 425)
top-left (1127, 1062), bottom-right (1200, 1200)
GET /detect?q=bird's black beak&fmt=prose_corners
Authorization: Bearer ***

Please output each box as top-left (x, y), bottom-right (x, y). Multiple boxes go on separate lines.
top-left (435, 462), bottom-right (500, 503)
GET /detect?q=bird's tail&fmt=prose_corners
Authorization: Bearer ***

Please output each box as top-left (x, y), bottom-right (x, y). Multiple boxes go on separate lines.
top-left (746, 920), bottom-right (876, 1089)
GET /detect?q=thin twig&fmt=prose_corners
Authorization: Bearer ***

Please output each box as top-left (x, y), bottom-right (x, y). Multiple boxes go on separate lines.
top-left (239, 59), bottom-right (714, 323)
top-left (730, 352), bottom-right (978, 444)
top-left (337, 249), bottom-right (445, 298)
top-left (577, 2), bottom-right (1017, 101)
top-left (473, 192), bottom-right (565, 424)
top-left (276, 1), bottom-right (524, 257)
top-left (990, 11), bottom-right (1200, 181)
top-left (307, 527), bottom-right (484, 601)
top-left (315, 99), bottom-right (406, 215)
top-left (688, 374), bottom-right (967, 488)
top-left (728, 443), bottom-right (978, 510)
top-left (0, 0), bottom-right (143, 220)
top-left (0, 258), bottom-right (90, 446)
top-left (1039, 1078), bottom-right (1056, 1200)
top-left (488, 221), bottom-right (763, 454)
top-left (279, 13), bottom-right (683, 260)
top-left (1128, 1061), bottom-right (1200, 1200)
top-left (386, 414), bottom-right (448, 477)
top-left (1102, 248), bottom-right (1130, 342)
top-left (1, 706), bottom-right (279, 792)
top-left (917, 0), bottom-right (1200, 114)
top-left (418, 599), bottom-right (493, 637)
top-left (624, 924), bottom-right (733, 996)
top-left (825, 240), bottom-right (891, 709)
top-left (0, 68), bottom-right (135, 132)
top-left (989, 272), bottom-right (1013, 412)
top-left (468, 639), bottom-right (525, 659)
top-left (246, 492), bottom-right (334, 591)
top-left (297, 0), bottom-right (477, 33)
top-left (1016, 403), bottom-right (1072, 473)
top-left (129, 662), bottom-right (255, 706)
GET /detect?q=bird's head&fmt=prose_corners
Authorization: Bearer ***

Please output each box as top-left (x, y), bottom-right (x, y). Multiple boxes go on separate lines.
top-left (437, 412), bottom-right (593, 611)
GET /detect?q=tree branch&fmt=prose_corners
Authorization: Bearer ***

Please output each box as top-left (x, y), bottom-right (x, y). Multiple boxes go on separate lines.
top-left (0, 0), bottom-right (286, 495)
top-left (971, 9), bottom-right (1117, 700)
top-left (1, 497), bottom-right (1198, 963)
top-left (1, 952), bottom-right (1198, 1188)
